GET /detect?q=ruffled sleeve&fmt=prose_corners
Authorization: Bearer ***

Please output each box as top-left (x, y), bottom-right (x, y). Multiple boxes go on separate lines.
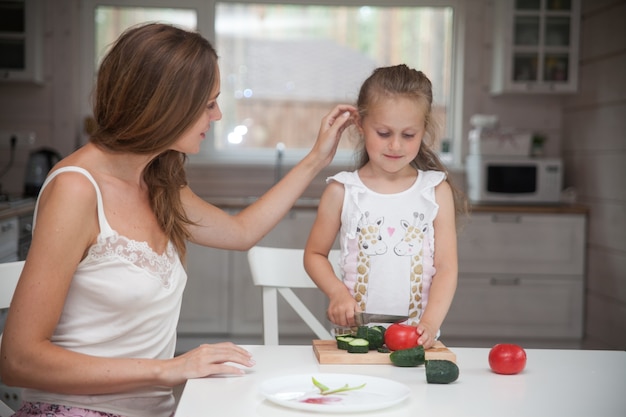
top-left (326, 171), bottom-right (365, 239)
top-left (418, 170), bottom-right (446, 251)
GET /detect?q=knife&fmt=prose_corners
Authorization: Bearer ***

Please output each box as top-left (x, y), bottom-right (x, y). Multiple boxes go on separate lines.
top-left (354, 312), bottom-right (409, 326)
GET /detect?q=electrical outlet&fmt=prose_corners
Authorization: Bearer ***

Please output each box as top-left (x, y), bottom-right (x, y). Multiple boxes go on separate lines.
top-left (0, 131), bottom-right (36, 149)
top-left (0, 383), bottom-right (21, 411)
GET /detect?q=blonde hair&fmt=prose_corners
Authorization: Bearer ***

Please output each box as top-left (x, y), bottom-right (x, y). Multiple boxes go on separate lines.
top-left (355, 64), bottom-right (468, 219)
top-left (90, 23), bottom-right (219, 260)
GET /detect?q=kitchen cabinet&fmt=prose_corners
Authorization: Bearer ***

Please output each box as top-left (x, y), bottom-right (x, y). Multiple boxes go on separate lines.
top-left (0, 200), bottom-right (34, 262)
top-left (0, 0), bottom-right (43, 83)
top-left (445, 211), bottom-right (586, 340)
top-left (491, 0), bottom-right (580, 94)
top-left (180, 207), bottom-right (332, 339)
top-left (179, 241), bottom-right (231, 334)
top-left (0, 217), bottom-right (18, 262)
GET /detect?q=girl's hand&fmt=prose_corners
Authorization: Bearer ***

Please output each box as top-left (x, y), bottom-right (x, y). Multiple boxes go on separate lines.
top-left (163, 342), bottom-right (255, 385)
top-left (327, 290), bottom-right (360, 327)
top-left (308, 105), bottom-right (357, 167)
top-left (416, 323), bottom-right (437, 350)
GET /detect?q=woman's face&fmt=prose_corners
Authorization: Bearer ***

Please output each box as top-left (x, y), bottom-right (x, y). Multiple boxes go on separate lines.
top-left (171, 78), bottom-right (223, 154)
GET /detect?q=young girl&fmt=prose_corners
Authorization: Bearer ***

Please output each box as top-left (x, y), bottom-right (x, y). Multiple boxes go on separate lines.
top-left (0, 23), bottom-right (354, 417)
top-left (304, 64), bottom-right (466, 350)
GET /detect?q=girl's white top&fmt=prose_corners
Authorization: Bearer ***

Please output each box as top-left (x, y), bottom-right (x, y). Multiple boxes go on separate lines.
top-left (329, 169), bottom-right (445, 324)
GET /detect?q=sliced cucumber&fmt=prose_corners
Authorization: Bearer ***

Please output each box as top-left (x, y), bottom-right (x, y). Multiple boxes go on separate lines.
top-left (347, 338), bottom-right (370, 353)
top-left (336, 336), bottom-right (355, 350)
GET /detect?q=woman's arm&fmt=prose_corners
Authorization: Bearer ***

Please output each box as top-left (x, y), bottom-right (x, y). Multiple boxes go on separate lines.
top-left (304, 181), bottom-right (358, 327)
top-left (185, 105), bottom-right (356, 250)
top-left (415, 180), bottom-right (458, 349)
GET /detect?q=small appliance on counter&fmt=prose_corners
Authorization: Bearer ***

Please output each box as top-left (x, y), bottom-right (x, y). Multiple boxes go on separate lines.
top-left (465, 114), bottom-right (562, 205)
top-left (467, 114), bottom-right (532, 157)
top-left (465, 155), bottom-right (563, 204)
top-left (23, 147), bottom-right (62, 197)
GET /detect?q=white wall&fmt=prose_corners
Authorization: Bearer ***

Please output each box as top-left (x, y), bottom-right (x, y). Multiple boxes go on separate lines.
top-left (0, 0), bottom-right (82, 196)
top-left (563, 0), bottom-right (626, 349)
top-left (0, 0), bottom-right (570, 197)
top-left (0, 0), bottom-right (624, 349)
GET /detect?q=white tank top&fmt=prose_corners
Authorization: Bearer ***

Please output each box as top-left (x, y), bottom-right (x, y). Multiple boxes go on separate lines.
top-left (23, 166), bottom-right (187, 417)
top-left (329, 169), bottom-right (445, 326)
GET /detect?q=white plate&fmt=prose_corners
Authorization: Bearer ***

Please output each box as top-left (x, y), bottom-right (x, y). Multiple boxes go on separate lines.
top-left (259, 373), bottom-right (410, 413)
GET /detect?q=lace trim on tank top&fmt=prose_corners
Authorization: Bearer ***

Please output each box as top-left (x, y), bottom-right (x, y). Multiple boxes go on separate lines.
top-left (85, 231), bottom-right (177, 288)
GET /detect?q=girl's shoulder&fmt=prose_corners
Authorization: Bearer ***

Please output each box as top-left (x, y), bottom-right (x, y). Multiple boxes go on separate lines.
top-left (418, 169), bottom-right (446, 188)
top-left (326, 170), bottom-right (359, 186)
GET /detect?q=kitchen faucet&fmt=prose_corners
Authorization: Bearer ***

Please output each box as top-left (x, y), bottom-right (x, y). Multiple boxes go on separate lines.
top-left (274, 142), bottom-right (285, 184)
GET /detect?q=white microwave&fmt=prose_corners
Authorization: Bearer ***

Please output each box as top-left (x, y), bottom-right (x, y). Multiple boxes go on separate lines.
top-left (465, 155), bottom-right (563, 204)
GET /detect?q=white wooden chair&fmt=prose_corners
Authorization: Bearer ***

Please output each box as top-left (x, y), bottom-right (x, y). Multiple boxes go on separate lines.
top-left (247, 246), bottom-right (340, 345)
top-left (0, 260), bottom-right (25, 416)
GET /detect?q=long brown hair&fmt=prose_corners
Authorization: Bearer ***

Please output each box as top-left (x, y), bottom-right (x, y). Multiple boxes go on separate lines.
top-left (90, 23), bottom-right (219, 260)
top-left (355, 64), bottom-right (468, 219)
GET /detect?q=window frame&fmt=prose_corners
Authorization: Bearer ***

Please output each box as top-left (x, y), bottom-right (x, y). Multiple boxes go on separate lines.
top-left (81, 0), bottom-right (465, 168)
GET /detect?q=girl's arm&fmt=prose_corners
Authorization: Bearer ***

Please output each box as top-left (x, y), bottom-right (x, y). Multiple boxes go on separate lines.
top-left (0, 173), bottom-right (253, 392)
top-left (415, 180), bottom-right (458, 349)
top-left (304, 181), bottom-right (359, 327)
top-left (184, 105), bottom-right (355, 250)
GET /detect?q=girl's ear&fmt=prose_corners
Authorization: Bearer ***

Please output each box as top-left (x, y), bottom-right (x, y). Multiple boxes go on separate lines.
top-left (355, 114), bottom-right (364, 134)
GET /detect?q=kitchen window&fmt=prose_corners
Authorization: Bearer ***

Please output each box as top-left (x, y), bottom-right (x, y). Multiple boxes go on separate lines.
top-left (82, 1), bottom-right (464, 167)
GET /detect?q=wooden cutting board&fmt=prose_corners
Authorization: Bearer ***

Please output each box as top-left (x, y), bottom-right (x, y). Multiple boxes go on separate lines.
top-left (312, 339), bottom-right (456, 364)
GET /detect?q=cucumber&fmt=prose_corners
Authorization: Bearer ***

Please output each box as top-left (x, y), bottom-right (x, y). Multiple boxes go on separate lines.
top-left (366, 327), bottom-right (384, 350)
top-left (355, 326), bottom-right (369, 339)
top-left (347, 338), bottom-right (370, 353)
top-left (373, 325), bottom-right (387, 336)
top-left (336, 336), bottom-right (355, 350)
top-left (377, 346), bottom-right (390, 353)
top-left (425, 360), bottom-right (459, 384)
top-left (389, 346), bottom-right (426, 367)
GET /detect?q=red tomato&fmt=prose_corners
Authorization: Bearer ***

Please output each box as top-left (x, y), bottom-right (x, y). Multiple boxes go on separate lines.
top-left (384, 323), bottom-right (419, 351)
top-left (488, 344), bottom-right (527, 375)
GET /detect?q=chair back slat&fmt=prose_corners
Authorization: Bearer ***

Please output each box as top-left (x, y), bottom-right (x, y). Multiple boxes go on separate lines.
top-left (247, 247), bottom-right (339, 345)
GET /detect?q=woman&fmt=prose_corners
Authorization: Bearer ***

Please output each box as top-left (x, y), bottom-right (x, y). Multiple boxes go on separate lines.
top-left (0, 23), bottom-right (355, 417)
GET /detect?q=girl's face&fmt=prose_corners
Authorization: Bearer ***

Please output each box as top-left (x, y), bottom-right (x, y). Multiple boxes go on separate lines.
top-left (359, 95), bottom-right (427, 174)
top-left (171, 79), bottom-right (223, 154)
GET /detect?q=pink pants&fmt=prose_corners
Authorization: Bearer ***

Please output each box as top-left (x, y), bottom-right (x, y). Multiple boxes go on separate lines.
top-left (11, 402), bottom-right (123, 417)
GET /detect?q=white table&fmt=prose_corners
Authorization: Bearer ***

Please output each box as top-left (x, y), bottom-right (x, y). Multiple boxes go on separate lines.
top-left (175, 345), bottom-right (626, 417)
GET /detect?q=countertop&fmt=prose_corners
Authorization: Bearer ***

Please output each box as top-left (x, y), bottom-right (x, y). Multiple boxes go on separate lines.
top-left (204, 196), bottom-right (322, 210)
top-left (0, 198), bottom-right (35, 221)
top-left (204, 196), bottom-right (589, 214)
top-left (0, 197), bottom-right (589, 220)
top-left (0, 196), bottom-right (588, 220)
top-left (469, 203), bottom-right (588, 215)
top-left (176, 344), bottom-right (625, 417)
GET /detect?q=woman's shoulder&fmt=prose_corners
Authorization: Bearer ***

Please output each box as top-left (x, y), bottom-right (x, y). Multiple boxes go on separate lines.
top-left (37, 168), bottom-right (99, 216)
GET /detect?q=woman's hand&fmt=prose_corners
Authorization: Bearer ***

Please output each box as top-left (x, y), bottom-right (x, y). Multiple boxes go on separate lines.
top-left (163, 342), bottom-right (255, 385)
top-left (308, 104), bottom-right (357, 167)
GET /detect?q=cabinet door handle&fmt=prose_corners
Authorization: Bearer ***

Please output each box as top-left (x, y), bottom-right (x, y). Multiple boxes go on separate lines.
top-left (491, 214), bottom-right (522, 223)
top-left (490, 277), bottom-right (521, 286)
